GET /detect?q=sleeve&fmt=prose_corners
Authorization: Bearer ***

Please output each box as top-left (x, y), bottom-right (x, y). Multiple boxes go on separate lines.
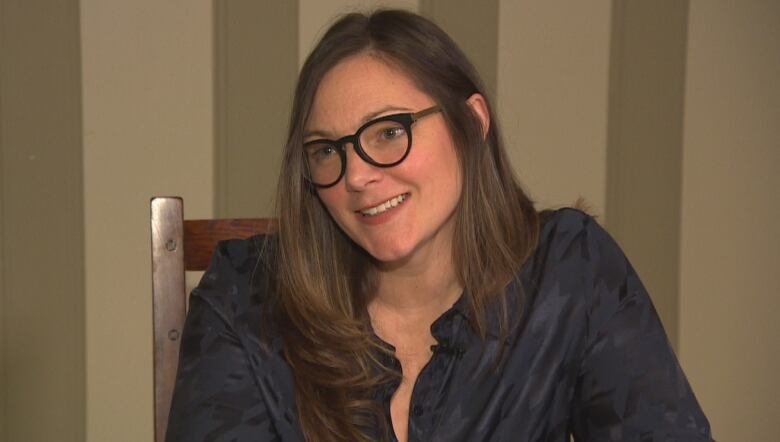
top-left (165, 245), bottom-right (281, 442)
top-left (568, 216), bottom-right (713, 441)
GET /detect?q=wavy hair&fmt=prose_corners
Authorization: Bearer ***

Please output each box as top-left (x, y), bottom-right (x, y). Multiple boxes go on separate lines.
top-left (272, 9), bottom-right (539, 441)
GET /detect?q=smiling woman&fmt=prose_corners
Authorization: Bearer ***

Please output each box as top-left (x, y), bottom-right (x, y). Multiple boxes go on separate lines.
top-left (165, 9), bottom-right (712, 442)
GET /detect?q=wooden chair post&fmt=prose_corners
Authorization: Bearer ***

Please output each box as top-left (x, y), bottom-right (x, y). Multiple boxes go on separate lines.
top-left (150, 197), bottom-right (187, 442)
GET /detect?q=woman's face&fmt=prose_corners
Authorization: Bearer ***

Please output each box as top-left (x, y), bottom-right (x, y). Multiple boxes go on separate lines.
top-left (305, 54), bottom-right (462, 267)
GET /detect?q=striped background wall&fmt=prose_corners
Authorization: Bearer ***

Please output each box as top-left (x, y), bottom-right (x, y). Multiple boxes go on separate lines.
top-left (1, 1), bottom-right (776, 441)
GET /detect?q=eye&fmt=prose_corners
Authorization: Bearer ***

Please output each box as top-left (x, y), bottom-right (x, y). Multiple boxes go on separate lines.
top-left (305, 143), bottom-right (338, 163)
top-left (365, 121), bottom-right (407, 146)
top-left (315, 145), bottom-right (334, 157)
top-left (380, 126), bottom-right (406, 140)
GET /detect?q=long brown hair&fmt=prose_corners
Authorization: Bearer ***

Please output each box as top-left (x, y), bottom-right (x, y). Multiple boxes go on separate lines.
top-left (272, 9), bottom-right (539, 441)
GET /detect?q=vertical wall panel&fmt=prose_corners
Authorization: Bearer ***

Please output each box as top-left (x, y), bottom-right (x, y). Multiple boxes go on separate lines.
top-left (80, 1), bottom-right (213, 440)
top-left (420, 0), bottom-right (498, 100)
top-left (214, 1), bottom-right (298, 217)
top-left (605, 0), bottom-right (689, 347)
top-left (679, 1), bottom-right (780, 439)
top-left (0, 1), bottom-right (86, 440)
top-left (497, 0), bottom-right (611, 218)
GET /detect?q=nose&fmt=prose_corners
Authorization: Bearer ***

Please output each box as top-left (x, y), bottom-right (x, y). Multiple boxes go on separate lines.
top-left (343, 142), bottom-right (382, 191)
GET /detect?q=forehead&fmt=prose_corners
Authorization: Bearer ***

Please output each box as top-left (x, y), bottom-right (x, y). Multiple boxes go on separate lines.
top-left (306, 53), bottom-right (432, 133)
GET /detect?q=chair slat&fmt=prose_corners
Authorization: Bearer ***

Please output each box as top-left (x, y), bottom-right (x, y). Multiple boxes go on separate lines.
top-left (183, 219), bottom-right (277, 271)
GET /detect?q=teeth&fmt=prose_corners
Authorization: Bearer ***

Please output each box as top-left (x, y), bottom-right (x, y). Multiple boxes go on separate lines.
top-left (361, 193), bottom-right (408, 216)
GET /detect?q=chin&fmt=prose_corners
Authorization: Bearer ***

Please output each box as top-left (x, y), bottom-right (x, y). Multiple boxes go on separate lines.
top-left (362, 239), bottom-right (415, 265)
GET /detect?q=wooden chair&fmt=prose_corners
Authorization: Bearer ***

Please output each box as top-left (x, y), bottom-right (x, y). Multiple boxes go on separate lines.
top-left (150, 196), bottom-right (275, 442)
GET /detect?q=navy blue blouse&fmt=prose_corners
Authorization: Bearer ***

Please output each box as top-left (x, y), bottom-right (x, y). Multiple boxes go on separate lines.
top-left (166, 209), bottom-right (712, 441)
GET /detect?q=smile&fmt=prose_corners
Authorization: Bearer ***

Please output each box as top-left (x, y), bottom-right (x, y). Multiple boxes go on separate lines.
top-left (359, 193), bottom-right (409, 216)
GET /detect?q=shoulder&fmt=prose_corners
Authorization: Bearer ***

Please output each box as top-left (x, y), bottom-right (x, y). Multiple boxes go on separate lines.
top-left (532, 213), bottom-right (713, 439)
top-left (534, 207), bottom-right (628, 279)
top-left (191, 234), bottom-right (280, 345)
top-left (538, 207), bottom-right (609, 253)
top-left (169, 235), bottom-right (302, 441)
top-left (537, 208), bottom-right (626, 267)
top-left (524, 208), bottom-right (641, 336)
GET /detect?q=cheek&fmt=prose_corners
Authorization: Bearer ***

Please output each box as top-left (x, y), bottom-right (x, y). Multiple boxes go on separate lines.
top-left (316, 188), bottom-right (359, 238)
top-left (411, 138), bottom-right (461, 190)
top-left (316, 188), bottom-right (345, 219)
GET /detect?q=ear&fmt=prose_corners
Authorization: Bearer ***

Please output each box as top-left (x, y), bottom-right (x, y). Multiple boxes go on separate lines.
top-left (466, 93), bottom-right (490, 139)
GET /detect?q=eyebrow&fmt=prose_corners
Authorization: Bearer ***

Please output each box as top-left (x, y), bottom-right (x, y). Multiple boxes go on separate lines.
top-left (304, 105), bottom-right (414, 140)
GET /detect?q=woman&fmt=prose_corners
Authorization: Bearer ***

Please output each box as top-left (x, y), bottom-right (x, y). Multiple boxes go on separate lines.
top-left (166, 10), bottom-right (712, 442)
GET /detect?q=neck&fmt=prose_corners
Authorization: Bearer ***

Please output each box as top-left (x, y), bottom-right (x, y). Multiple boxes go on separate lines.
top-left (368, 234), bottom-right (462, 347)
top-left (373, 261), bottom-right (461, 312)
top-left (368, 262), bottom-right (461, 357)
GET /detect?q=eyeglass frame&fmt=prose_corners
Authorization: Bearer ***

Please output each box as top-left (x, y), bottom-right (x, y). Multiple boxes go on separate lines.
top-left (303, 104), bottom-right (442, 188)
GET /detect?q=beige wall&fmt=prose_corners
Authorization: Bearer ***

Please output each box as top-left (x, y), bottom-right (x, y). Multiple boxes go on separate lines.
top-left (497, 0), bottom-right (611, 219)
top-left (80, 1), bottom-right (213, 440)
top-left (679, 1), bottom-right (780, 440)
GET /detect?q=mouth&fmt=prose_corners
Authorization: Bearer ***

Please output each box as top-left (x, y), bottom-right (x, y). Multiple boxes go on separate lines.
top-left (358, 193), bottom-right (410, 217)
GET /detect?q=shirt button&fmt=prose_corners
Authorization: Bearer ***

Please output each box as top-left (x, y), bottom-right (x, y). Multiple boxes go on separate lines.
top-left (412, 404), bottom-right (424, 416)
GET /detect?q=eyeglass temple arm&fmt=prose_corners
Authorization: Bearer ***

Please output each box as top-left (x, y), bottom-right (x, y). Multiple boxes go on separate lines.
top-left (411, 105), bottom-right (442, 121)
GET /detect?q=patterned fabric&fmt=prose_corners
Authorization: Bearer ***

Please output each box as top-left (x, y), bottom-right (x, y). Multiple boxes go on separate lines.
top-left (166, 209), bottom-right (712, 441)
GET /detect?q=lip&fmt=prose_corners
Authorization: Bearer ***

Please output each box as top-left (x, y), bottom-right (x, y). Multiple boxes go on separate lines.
top-left (354, 193), bottom-right (410, 226)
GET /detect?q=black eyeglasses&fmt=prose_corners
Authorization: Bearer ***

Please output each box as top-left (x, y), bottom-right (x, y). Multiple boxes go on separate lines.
top-left (303, 105), bottom-right (442, 188)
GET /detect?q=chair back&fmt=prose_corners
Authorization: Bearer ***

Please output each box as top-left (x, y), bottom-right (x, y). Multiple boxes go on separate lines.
top-left (150, 196), bottom-right (275, 442)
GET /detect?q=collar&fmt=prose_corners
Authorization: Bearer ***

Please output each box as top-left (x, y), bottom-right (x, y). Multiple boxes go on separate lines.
top-left (430, 274), bottom-right (528, 348)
